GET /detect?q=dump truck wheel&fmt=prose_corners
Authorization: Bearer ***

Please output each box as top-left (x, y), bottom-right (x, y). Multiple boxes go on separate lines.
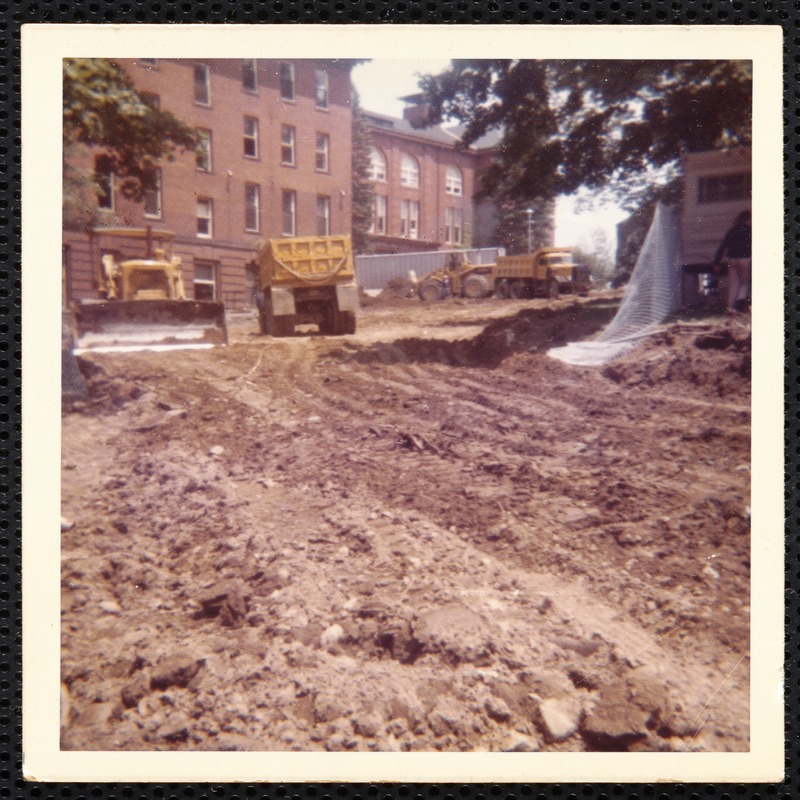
top-left (258, 310), bottom-right (269, 335)
top-left (509, 280), bottom-right (526, 299)
top-left (494, 280), bottom-right (510, 299)
top-left (340, 311), bottom-right (356, 335)
top-left (272, 315), bottom-right (295, 337)
top-left (419, 281), bottom-right (444, 302)
top-left (462, 273), bottom-right (490, 299)
top-left (548, 279), bottom-right (560, 300)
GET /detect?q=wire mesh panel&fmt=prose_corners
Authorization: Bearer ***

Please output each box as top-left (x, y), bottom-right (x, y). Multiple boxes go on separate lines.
top-left (549, 203), bottom-right (683, 366)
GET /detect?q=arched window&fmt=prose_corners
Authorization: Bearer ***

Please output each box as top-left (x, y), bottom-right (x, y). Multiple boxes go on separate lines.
top-left (445, 165), bottom-right (463, 196)
top-left (368, 148), bottom-right (387, 182)
top-left (400, 154), bottom-right (420, 188)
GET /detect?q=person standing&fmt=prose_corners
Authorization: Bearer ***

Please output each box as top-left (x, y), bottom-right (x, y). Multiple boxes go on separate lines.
top-left (714, 210), bottom-right (752, 313)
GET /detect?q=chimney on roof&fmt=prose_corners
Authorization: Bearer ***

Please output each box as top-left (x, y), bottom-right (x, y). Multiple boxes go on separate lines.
top-left (401, 93), bottom-right (431, 128)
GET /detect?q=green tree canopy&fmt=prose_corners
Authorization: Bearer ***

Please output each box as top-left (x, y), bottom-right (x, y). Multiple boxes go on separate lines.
top-left (417, 59), bottom-right (751, 207)
top-left (63, 58), bottom-right (198, 217)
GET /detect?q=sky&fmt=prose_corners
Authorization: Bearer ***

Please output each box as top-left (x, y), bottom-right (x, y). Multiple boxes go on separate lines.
top-left (350, 60), bottom-right (628, 256)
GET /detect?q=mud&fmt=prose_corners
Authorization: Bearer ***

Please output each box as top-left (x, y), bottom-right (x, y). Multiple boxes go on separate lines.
top-left (61, 293), bottom-right (751, 752)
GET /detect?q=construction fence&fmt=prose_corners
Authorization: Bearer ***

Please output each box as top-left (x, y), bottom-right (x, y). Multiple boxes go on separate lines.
top-left (355, 248), bottom-right (502, 291)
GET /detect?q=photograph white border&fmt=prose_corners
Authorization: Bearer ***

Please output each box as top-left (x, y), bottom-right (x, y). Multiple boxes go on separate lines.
top-left (21, 23), bottom-right (785, 783)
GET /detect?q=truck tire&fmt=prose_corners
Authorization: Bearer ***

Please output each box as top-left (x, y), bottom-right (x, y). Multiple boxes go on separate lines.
top-left (509, 280), bottom-right (526, 299)
top-left (461, 273), bottom-right (490, 299)
top-left (494, 279), bottom-right (510, 299)
top-left (419, 280), bottom-right (444, 302)
top-left (339, 310), bottom-right (356, 335)
top-left (548, 279), bottom-right (560, 300)
top-left (258, 310), bottom-right (269, 335)
top-left (272, 315), bottom-right (295, 337)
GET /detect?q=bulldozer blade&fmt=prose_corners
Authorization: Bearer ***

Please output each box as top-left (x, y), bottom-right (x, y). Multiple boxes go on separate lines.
top-left (72, 300), bottom-right (228, 354)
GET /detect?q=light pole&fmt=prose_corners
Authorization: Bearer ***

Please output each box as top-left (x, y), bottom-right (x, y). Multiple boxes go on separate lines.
top-left (526, 208), bottom-right (534, 254)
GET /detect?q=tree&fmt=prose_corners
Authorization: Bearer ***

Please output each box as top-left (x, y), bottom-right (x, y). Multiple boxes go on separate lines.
top-left (417, 60), bottom-right (751, 208)
top-left (350, 89), bottom-right (375, 255)
top-left (63, 58), bottom-right (198, 228)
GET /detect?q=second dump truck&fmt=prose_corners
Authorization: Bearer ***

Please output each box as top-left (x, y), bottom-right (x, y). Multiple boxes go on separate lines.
top-left (256, 235), bottom-right (358, 337)
top-left (416, 247), bottom-right (592, 301)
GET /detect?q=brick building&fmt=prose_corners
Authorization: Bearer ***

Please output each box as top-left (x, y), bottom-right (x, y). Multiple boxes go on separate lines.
top-left (63, 58), bottom-right (356, 309)
top-left (361, 102), bottom-right (479, 254)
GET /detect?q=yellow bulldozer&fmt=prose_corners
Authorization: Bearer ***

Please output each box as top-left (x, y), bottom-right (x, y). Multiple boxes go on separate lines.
top-left (415, 252), bottom-right (495, 301)
top-left (71, 227), bottom-right (228, 353)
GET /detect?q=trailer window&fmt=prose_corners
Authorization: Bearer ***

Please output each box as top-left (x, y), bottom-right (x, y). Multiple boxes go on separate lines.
top-left (698, 172), bottom-right (751, 204)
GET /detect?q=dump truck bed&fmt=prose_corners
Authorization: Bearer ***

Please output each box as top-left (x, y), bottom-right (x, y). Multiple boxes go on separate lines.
top-left (72, 299), bottom-right (228, 354)
top-left (262, 236), bottom-right (355, 286)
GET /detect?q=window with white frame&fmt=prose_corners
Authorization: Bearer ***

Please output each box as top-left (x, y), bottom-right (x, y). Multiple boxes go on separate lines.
top-left (401, 199), bottom-right (420, 239)
top-left (282, 190), bottom-right (297, 236)
top-left (242, 59), bottom-right (257, 92)
top-left (315, 69), bottom-right (329, 109)
top-left (244, 117), bottom-right (259, 159)
top-left (194, 63), bottom-right (210, 106)
top-left (94, 156), bottom-right (114, 211)
top-left (193, 261), bottom-right (217, 301)
top-left (196, 129), bottom-right (212, 172)
top-left (245, 183), bottom-right (260, 232)
top-left (315, 133), bottom-right (330, 172)
top-left (445, 207), bottom-right (463, 245)
top-left (400, 154), bottom-right (420, 188)
top-left (368, 148), bottom-right (387, 182)
top-left (279, 62), bottom-right (295, 101)
top-left (196, 198), bottom-right (213, 238)
top-left (281, 125), bottom-right (296, 165)
top-left (316, 195), bottom-right (331, 236)
top-left (143, 169), bottom-right (162, 218)
top-left (369, 194), bottom-right (387, 235)
top-left (445, 165), bottom-right (463, 196)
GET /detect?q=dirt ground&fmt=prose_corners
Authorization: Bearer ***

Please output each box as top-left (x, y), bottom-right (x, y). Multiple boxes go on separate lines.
top-left (60, 290), bottom-right (752, 753)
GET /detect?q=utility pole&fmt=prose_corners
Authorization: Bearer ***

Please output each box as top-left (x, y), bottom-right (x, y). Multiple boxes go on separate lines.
top-left (526, 208), bottom-right (534, 254)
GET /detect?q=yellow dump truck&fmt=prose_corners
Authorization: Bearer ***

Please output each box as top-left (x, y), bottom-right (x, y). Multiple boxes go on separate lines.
top-left (256, 235), bottom-right (358, 337)
top-left (72, 227), bottom-right (227, 353)
top-left (493, 247), bottom-right (592, 300)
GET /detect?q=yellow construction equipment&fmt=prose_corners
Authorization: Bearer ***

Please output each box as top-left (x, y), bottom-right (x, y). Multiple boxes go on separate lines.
top-left (72, 227), bottom-right (227, 353)
top-left (256, 235), bottom-right (358, 336)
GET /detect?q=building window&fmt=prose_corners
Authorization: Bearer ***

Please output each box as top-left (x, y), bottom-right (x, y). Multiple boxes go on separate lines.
top-left (698, 173), bottom-right (751, 204)
top-left (242, 59), bottom-right (257, 92)
top-left (445, 207), bottom-right (463, 245)
top-left (445, 165), bottom-right (463, 196)
top-left (400, 154), bottom-right (419, 188)
top-left (196, 129), bottom-right (212, 172)
top-left (94, 156), bottom-right (114, 211)
top-left (316, 195), bottom-right (331, 236)
top-left (244, 117), bottom-right (259, 159)
top-left (143, 169), bottom-right (162, 219)
top-left (282, 190), bottom-right (297, 236)
top-left (279, 62), bottom-right (295, 101)
top-left (370, 194), bottom-right (387, 235)
top-left (401, 199), bottom-right (420, 239)
top-left (196, 198), bottom-right (213, 238)
top-left (194, 261), bottom-right (217, 301)
top-left (281, 125), bottom-right (296, 166)
top-left (245, 183), bottom-right (260, 232)
top-left (140, 91), bottom-right (160, 109)
top-left (194, 63), bottom-right (211, 106)
top-left (315, 133), bottom-right (330, 172)
top-left (368, 148), bottom-right (387, 182)
top-left (315, 69), bottom-right (329, 109)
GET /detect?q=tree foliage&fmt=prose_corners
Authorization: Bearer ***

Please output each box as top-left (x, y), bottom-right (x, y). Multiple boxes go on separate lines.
top-left (417, 60), bottom-right (752, 207)
top-left (350, 90), bottom-right (375, 255)
top-left (63, 58), bottom-right (198, 222)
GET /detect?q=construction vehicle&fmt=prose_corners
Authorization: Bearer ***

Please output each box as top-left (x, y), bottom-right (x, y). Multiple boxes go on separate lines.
top-left (72, 227), bottom-right (228, 353)
top-left (256, 235), bottom-right (357, 336)
top-left (416, 252), bottom-right (496, 301)
top-left (493, 247), bottom-right (592, 300)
